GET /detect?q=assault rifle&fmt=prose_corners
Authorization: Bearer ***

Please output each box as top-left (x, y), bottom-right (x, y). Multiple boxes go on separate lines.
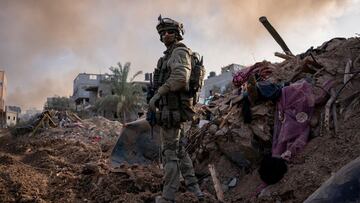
top-left (146, 73), bottom-right (156, 139)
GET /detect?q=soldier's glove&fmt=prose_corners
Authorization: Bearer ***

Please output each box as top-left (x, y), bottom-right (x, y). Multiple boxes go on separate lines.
top-left (149, 93), bottom-right (161, 112)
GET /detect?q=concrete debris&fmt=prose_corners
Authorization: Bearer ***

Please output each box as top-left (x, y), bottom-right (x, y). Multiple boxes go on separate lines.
top-left (186, 37), bottom-right (360, 202)
top-left (228, 177), bottom-right (237, 188)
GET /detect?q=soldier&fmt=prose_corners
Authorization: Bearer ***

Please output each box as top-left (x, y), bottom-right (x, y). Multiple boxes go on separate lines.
top-left (148, 16), bottom-right (204, 203)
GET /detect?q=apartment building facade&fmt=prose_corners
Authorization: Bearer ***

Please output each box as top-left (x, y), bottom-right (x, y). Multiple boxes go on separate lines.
top-left (5, 106), bottom-right (21, 127)
top-left (72, 73), bottom-right (112, 107)
top-left (0, 71), bottom-right (7, 127)
top-left (200, 63), bottom-right (244, 102)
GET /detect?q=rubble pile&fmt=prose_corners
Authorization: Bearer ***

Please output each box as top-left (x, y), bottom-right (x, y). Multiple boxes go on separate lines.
top-left (1, 114), bottom-right (217, 202)
top-left (14, 111), bottom-right (123, 145)
top-left (187, 37), bottom-right (360, 202)
top-left (0, 133), bottom-right (163, 202)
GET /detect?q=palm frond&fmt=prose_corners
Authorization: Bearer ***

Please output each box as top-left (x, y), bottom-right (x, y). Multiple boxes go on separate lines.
top-left (130, 70), bottom-right (143, 82)
top-left (95, 61), bottom-right (146, 122)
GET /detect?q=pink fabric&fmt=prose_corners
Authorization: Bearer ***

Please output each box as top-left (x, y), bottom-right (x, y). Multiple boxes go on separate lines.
top-left (272, 80), bottom-right (315, 157)
top-left (232, 61), bottom-right (273, 87)
top-left (233, 66), bottom-right (256, 87)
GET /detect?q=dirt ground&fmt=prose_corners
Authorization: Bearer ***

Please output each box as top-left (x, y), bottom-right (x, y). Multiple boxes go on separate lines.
top-left (0, 125), bottom-right (218, 203)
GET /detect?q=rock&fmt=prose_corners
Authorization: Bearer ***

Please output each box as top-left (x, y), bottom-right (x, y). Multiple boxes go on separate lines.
top-left (206, 142), bottom-right (218, 151)
top-left (198, 120), bottom-right (209, 128)
top-left (251, 104), bottom-right (270, 116)
top-left (215, 127), bottom-right (228, 137)
top-left (258, 184), bottom-right (275, 198)
top-left (230, 125), bottom-right (253, 139)
top-left (217, 138), bottom-right (260, 168)
top-left (209, 124), bottom-right (218, 134)
top-left (249, 120), bottom-right (271, 142)
top-left (228, 177), bottom-right (237, 188)
top-left (82, 162), bottom-right (99, 174)
top-left (219, 104), bottom-right (229, 113)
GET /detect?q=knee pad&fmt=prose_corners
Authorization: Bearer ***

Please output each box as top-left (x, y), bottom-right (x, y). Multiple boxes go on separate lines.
top-left (163, 149), bottom-right (179, 163)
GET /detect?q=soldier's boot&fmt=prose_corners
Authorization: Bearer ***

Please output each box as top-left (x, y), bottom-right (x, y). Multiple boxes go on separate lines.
top-left (187, 183), bottom-right (204, 200)
top-left (155, 196), bottom-right (175, 203)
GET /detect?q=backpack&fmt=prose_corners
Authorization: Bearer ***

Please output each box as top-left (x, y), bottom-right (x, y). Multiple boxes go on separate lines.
top-left (189, 52), bottom-right (205, 105)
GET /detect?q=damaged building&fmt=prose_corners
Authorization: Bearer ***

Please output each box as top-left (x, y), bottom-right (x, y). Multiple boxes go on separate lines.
top-left (0, 71), bottom-right (21, 127)
top-left (72, 73), bottom-right (148, 120)
top-left (200, 63), bottom-right (244, 102)
top-left (72, 73), bottom-right (112, 109)
top-left (0, 70), bottom-right (7, 128)
top-left (5, 106), bottom-right (21, 127)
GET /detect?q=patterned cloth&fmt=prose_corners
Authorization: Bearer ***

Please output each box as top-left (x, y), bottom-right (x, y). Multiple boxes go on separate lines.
top-left (272, 80), bottom-right (315, 158)
top-left (232, 61), bottom-right (273, 87)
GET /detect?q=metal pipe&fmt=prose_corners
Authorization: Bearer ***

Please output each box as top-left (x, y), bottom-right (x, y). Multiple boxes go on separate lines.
top-left (259, 16), bottom-right (293, 55)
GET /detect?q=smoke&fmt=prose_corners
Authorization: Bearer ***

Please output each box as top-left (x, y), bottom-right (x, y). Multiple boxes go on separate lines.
top-left (216, 0), bottom-right (346, 41)
top-left (0, 0), bottom-right (352, 110)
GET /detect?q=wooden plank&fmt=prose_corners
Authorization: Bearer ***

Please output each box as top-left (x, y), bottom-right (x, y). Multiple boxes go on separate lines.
top-left (275, 52), bottom-right (295, 60)
top-left (219, 106), bottom-right (237, 128)
top-left (208, 164), bottom-right (224, 202)
top-left (324, 88), bottom-right (336, 132)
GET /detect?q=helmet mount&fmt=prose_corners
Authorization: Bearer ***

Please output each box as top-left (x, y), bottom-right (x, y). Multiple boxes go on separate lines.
top-left (156, 15), bottom-right (184, 41)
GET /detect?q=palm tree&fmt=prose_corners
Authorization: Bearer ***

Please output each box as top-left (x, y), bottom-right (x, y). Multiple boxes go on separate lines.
top-left (95, 62), bottom-right (145, 123)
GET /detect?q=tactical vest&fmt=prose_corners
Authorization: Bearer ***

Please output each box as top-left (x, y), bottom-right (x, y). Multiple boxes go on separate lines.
top-left (153, 43), bottom-right (195, 127)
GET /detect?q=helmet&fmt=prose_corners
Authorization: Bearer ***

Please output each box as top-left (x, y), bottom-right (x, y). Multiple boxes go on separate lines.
top-left (156, 15), bottom-right (185, 41)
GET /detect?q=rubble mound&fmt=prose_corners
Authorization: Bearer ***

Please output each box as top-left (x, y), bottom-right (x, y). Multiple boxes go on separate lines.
top-left (0, 116), bottom-right (217, 202)
top-left (188, 37), bottom-right (360, 202)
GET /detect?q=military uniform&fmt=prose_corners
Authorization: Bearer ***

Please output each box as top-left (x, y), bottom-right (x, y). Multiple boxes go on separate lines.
top-left (150, 16), bottom-right (203, 203)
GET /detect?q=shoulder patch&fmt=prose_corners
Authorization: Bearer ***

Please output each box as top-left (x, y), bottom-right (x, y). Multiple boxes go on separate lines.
top-left (170, 48), bottom-right (190, 65)
top-left (179, 52), bottom-right (188, 64)
top-left (173, 47), bottom-right (191, 55)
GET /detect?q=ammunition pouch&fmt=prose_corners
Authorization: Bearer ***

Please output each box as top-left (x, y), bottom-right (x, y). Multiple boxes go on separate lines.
top-left (158, 107), bottom-right (182, 128)
top-left (159, 94), bottom-right (180, 110)
top-left (156, 92), bottom-right (195, 128)
top-left (179, 92), bottom-right (195, 122)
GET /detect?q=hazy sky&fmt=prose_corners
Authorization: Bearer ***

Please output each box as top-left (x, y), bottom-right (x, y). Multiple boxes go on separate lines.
top-left (0, 0), bottom-right (359, 110)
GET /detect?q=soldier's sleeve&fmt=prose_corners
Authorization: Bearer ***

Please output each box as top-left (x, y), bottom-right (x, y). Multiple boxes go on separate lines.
top-left (157, 47), bottom-right (191, 96)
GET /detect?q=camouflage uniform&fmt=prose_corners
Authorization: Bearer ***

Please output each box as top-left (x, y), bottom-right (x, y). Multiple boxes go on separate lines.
top-left (150, 16), bottom-right (203, 203)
